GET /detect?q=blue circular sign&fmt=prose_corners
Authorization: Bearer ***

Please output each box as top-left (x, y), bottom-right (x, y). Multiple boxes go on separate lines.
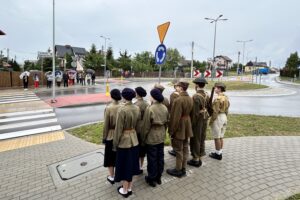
top-left (155, 44), bottom-right (167, 65)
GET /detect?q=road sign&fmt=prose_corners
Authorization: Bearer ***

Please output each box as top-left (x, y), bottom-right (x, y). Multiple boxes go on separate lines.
top-left (204, 70), bottom-right (211, 78)
top-left (216, 70), bottom-right (223, 78)
top-left (194, 70), bottom-right (201, 77)
top-left (155, 44), bottom-right (167, 65)
top-left (157, 22), bottom-right (170, 44)
top-left (38, 52), bottom-right (52, 59)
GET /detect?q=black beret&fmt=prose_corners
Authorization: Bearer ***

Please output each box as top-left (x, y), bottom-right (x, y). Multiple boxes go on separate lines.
top-left (135, 87), bottom-right (147, 97)
top-left (193, 77), bottom-right (208, 84)
top-left (110, 89), bottom-right (121, 101)
top-left (150, 88), bottom-right (164, 103)
top-left (122, 88), bottom-right (136, 101)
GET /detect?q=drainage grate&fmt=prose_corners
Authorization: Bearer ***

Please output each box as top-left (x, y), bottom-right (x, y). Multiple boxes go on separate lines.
top-left (48, 149), bottom-right (104, 187)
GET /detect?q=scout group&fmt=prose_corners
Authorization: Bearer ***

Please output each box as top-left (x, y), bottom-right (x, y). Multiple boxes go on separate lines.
top-left (102, 78), bottom-right (230, 198)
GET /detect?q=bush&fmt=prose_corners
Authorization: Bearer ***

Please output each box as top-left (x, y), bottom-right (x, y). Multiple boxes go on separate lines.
top-left (280, 69), bottom-right (299, 78)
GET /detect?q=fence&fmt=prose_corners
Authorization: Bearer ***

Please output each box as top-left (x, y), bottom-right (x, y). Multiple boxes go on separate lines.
top-left (0, 72), bottom-right (47, 88)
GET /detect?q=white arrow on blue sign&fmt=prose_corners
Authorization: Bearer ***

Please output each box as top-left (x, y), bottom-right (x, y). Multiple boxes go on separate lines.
top-left (155, 44), bottom-right (167, 65)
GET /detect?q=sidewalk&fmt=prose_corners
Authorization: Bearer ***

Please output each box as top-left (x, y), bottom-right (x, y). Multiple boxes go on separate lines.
top-left (0, 134), bottom-right (299, 200)
top-left (275, 76), bottom-right (300, 86)
top-left (45, 93), bottom-right (111, 108)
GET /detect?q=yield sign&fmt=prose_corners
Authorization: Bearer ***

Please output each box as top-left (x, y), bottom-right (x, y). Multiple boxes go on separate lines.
top-left (194, 70), bottom-right (201, 77)
top-left (157, 22), bottom-right (170, 44)
top-left (216, 70), bottom-right (223, 78)
top-left (205, 70), bottom-right (211, 78)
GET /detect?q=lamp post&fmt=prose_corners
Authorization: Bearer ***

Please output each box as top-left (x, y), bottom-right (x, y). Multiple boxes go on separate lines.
top-left (51, 0), bottom-right (56, 103)
top-left (237, 39), bottom-right (253, 76)
top-left (100, 35), bottom-right (110, 79)
top-left (205, 14), bottom-right (228, 79)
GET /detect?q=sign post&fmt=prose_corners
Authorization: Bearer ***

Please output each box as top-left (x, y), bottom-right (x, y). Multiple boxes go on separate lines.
top-left (155, 22), bottom-right (170, 83)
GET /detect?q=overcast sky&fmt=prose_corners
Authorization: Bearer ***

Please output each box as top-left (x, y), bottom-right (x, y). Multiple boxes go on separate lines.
top-left (1, 0), bottom-right (299, 67)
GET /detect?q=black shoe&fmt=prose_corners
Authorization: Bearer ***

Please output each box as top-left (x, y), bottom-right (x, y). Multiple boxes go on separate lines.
top-left (168, 149), bottom-right (176, 157)
top-left (107, 176), bottom-right (114, 185)
top-left (118, 186), bottom-right (132, 196)
top-left (156, 177), bottom-right (162, 185)
top-left (166, 168), bottom-right (184, 178)
top-left (145, 176), bottom-right (156, 187)
top-left (181, 168), bottom-right (187, 177)
top-left (117, 186), bottom-right (130, 198)
top-left (137, 169), bottom-right (143, 175)
top-left (187, 160), bottom-right (202, 167)
top-left (209, 152), bottom-right (222, 160)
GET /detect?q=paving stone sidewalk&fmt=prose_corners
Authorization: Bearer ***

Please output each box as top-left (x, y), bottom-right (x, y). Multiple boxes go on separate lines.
top-left (0, 134), bottom-right (299, 200)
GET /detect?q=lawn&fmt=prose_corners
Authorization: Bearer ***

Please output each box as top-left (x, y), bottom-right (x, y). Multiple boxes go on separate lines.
top-left (280, 76), bottom-right (300, 84)
top-left (188, 81), bottom-right (268, 91)
top-left (68, 114), bottom-right (300, 146)
top-left (285, 193), bottom-right (300, 200)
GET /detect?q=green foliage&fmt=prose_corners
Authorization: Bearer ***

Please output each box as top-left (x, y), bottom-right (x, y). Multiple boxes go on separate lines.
top-left (161, 48), bottom-right (182, 71)
top-left (9, 60), bottom-right (21, 71)
top-left (194, 60), bottom-right (208, 72)
top-left (117, 50), bottom-right (131, 71)
top-left (65, 53), bottom-right (73, 69)
top-left (23, 61), bottom-right (37, 71)
top-left (83, 44), bottom-right (104, 71)
top-left (285, 52), bottom-right (300, 71)
top-left (131, 51), bottom-right (154, 72)
top-left (106, 46), bottom-right (116, 70)
top-left (231, 63), bottom-right (243, 72)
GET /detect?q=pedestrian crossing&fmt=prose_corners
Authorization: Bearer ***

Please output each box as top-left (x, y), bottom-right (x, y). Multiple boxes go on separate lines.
top-left (0, 91), bottom-right (40, 104)
top-left (0, 92), bottom-right (62, 140)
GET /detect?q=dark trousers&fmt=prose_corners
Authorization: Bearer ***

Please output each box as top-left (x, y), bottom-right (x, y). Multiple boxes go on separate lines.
top-left (23, 81), bottom-right (28, 89)
top-left (47, 81), bottom-right (52, 88)
top-left (146, 143), bottom-right (164, 181)
top-left (190, 120), bottom-right (208, 159)
top-left (63, 80), bottom-right (68, 87)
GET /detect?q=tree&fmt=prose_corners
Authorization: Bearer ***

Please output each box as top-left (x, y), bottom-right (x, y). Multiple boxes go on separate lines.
top-left (23, 61), bottom-right (36, 71)
top-left (106, 46), bottom-right (116, 70)
top-left (117, 50), bottom-right (131, 71)
top-left (65, 53), bottom-right (73, 69)
top-left (161, 48), bottom-right (182, 71)
top-left (285, 52), bottom-right (300, 70)
top-left (83, 44), bottom-right (104, 71)
top-left (131, 51), bottom-right (154, 72)
top-left (8, 60), bottom-right (20, 71)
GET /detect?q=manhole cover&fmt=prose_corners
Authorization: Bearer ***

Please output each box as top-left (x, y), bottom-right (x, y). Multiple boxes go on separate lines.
top-left (56, 152), bottom-right (103, 180)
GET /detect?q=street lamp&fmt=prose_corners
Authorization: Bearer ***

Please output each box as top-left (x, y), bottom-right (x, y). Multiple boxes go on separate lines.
top-left (205, 14), bottom-right (228, 79)
top-left (100, 35), bottom-right (110, 78)
top-left (237, 39), bottom-right (253, 75)
top-left (51, 0), bottom-right (56, 103)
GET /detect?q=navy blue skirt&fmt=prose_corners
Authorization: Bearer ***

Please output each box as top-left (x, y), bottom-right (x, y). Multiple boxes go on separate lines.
top-left (104, 140), bottom-right (116, 167)
top-left (114, 146), bottom-right (140, 182)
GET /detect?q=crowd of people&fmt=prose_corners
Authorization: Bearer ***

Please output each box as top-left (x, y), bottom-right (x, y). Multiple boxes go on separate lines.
top-left (102, 78), bottom-right (230, 198)
top-left (22, 71), bottom-right (96, 90)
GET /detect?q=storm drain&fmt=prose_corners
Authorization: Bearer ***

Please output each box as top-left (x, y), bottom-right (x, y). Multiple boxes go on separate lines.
top-left (48, 149), bottom-right (104, 187)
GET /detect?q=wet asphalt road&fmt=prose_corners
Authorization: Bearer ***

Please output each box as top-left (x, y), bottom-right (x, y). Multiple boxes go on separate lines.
top-left (35, 75), bottom-right (300, 129)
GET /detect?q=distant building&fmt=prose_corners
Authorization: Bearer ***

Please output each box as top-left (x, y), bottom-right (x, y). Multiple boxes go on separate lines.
top-left (215, 55), bottom-right (232, 70)
top-left (55, 45), bottom-right (87, 58)
top-left (245, 61), bottom-right (268, 72)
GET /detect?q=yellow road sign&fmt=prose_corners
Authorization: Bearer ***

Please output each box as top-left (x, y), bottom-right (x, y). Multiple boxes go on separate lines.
top-left (157, 22), bottom-right (170, 44)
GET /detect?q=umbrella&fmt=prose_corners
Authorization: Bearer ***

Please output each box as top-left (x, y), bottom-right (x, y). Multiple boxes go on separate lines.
top-left (86, 69), bottom-right (95, 74)
top-left (55, 70), bottom-right (63, 77)
top-left (19, 71), bottom-right (30, 79)
top-left (67, 69), bottom-right (77, 79)
top-left (45, 71), bottom-right (52, 77)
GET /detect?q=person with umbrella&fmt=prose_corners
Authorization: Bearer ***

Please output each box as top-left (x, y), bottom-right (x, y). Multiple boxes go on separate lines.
top-left (33, 74), bottom-right (39, 89)
top-left (21, 71), bottom-right (30, 90)
top-left (63, 71), bottom-right (69, 87)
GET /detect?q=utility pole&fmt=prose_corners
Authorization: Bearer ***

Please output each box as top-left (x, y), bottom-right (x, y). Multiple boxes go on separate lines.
top-left (100, 35), bottom-right (110, 79)
top-left (51, 0), bottom-right (56, 103)
top-left (205, 15), bottom-right (228, 80)
top-left (237, 39), bottom-right (253, 76)
top-left (255, 57), bottom-right (258, 84)
top-left (237, 51), bottom-right (240, 75)
top-left (7, 48), bottom-right (9, 61)
top-left (190, 41), bottom-right (194, 79)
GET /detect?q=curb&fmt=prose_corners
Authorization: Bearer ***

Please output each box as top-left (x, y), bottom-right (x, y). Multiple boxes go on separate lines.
top-left (64, 120), bottom-right (103, 131)
top-left (53, 101), bottom-right (111, 109)
top-left (275, 77), bottom-right (300, 87)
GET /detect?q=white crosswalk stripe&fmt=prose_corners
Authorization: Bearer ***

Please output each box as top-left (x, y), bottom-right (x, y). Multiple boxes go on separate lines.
top-left (0, 92), bottom-right (62, 140)
top-left (0, 91), bottom-right (40, 104)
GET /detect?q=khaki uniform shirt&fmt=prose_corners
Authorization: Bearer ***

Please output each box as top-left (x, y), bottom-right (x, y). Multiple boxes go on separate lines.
top-left (191, 89), bottom-right (210, 126)
top-left (169, 91), bottom-right (193, 140)
top-left (169, 91), bottom-right (180, 112)
top-left (103, 101), bottom-right (122, 141)
top-left (134, 98), bottom-right (149, 135)
top-left (162, 97), bottom-right (170, 111)
top-left (113, 102), bottom-right (140, 149)
top-left (210, 93), bottom-right (230, 124)
top-left (141, 102), bottom-right (169, 145)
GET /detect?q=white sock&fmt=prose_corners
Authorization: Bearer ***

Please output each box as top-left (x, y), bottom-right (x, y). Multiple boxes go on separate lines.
top-left (128, 188), bottom-right (132, 192)
top-left (108, 176), bottom-right (114, 181)
top-left (119, 187), bottom-right (127, 194)
top-left (220, 149), bottom-right (223, 154)
top-left (215, 150), bottom-right (222, 155)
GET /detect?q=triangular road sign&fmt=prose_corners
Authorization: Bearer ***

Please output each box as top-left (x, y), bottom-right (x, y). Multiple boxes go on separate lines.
top-left (157, 22), bottom-right (170, 44)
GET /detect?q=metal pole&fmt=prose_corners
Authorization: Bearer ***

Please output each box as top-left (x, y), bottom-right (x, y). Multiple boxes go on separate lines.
top-left (51, 0), bottom-right (56, 103)
top-left (158, 65), bottom-right (162, 84)
top-left (7, 48), bottom-right (9, 62)
top-left (190, 41), bottom-right (194, 79)
top-left (237, 51), bottom-right (240, 75)
top-left (212, 20), bottom-right (217, 80)
top-left (104, 38), bottom-right (107, 78)
top-left (255, 57), bottom-right (258, 84)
